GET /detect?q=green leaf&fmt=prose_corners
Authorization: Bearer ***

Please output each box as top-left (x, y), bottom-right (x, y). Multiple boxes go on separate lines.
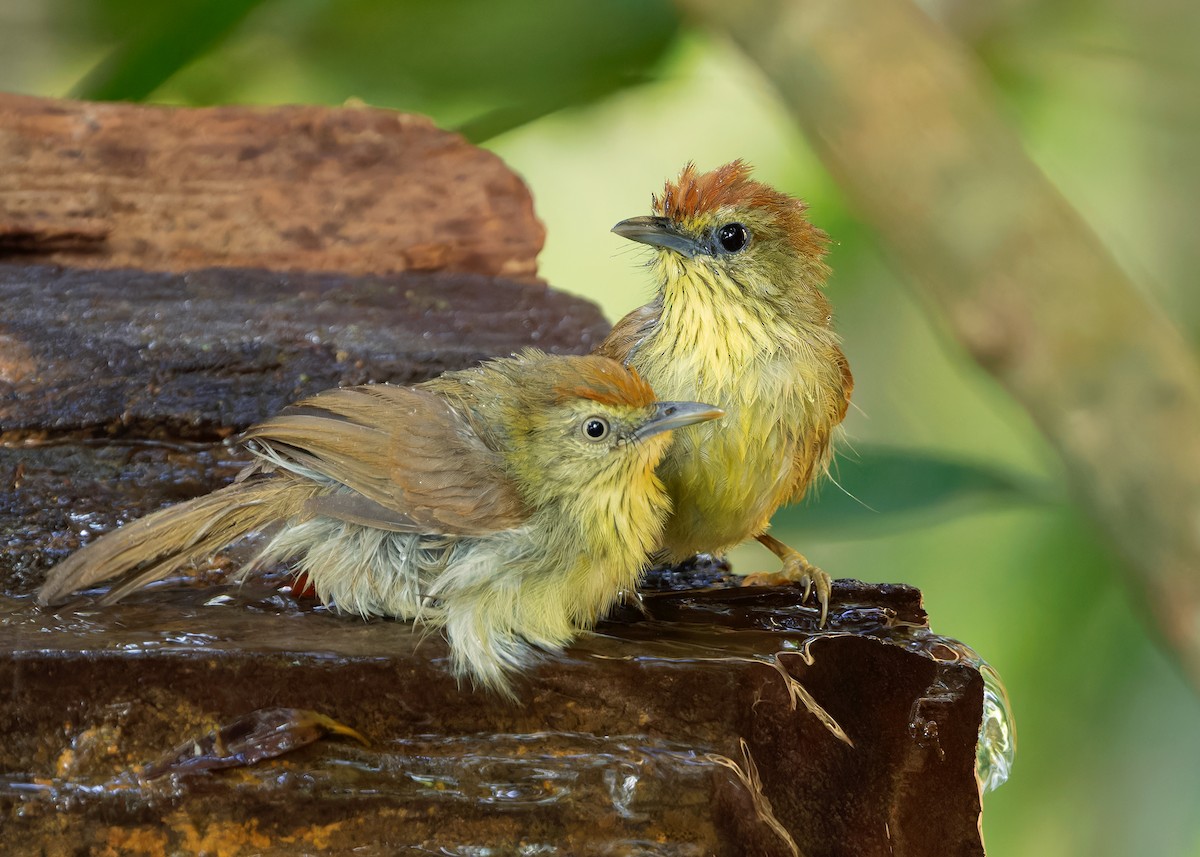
top-left (774, 446), bottom-right (1054, 539)
top-left (65, 0), bottom-right (681, 136)
top-left (72, 0), bottom-right (269, 102)
top-left (455, 71), bottom-right (657, 144)
top-left (290, 0), bottom-right (680, 134)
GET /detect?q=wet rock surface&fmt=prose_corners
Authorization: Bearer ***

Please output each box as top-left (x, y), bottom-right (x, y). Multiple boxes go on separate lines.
top-left (0, 240), bottom-right (987, 854)
top-left (0, 355), bottom-right (987, 855)
top-left (0, 264), bottom-right (609, 441)
top-left (0, 576), bottom-right (985, 856)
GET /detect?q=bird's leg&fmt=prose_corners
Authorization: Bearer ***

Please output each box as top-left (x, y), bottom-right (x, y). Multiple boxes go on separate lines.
top-left (744, 533), bottom-right (832, 626)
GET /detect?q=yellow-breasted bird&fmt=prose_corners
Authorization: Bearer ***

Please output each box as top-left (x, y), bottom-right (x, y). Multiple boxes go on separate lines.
top-left (599, 162), bottom-right (853, 624)
top-left (38, 350), bottom-right (722, 694)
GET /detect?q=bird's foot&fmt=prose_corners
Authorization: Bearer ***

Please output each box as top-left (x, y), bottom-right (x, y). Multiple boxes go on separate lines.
top-left (617, 587), bottom-right (651, 618)
top-left (741, 553), bottom-right (832, 627)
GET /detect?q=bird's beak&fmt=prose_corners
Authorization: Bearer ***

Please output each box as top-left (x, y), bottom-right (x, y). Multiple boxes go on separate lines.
top-left (612, 215), bottom-right (700, 258)
top-left (634, 401), bottom-right (724, 441)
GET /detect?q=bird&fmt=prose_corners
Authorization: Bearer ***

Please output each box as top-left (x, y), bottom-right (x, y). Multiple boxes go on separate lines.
top-left (598, 161), bottom-right (853, 624)
top-left (38, 350), bottom-right (723, 695)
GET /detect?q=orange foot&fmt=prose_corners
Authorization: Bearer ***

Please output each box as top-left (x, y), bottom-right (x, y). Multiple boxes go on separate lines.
top-left (745, 535), bottom-right (833, 626)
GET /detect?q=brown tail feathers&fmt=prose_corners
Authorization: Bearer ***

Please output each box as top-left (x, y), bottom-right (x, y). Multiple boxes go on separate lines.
top-left (37, 475), bottom-right (314, 606)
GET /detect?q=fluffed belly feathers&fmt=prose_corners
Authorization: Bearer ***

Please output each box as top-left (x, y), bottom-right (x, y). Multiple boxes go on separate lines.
top-left (257, 509), bottom-right (640, 696)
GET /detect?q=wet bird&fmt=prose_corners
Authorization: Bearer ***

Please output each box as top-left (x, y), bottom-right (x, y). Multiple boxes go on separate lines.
top-left (600, 162), bottom-right (853, 623)
top-left (38, 351), bottom-right (722, 694)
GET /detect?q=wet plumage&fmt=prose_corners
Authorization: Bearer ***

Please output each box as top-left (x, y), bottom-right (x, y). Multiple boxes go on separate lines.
top-left (600, 162), bottom-right (853, 622)
top-left (39, 350), bottom-right (722, 694)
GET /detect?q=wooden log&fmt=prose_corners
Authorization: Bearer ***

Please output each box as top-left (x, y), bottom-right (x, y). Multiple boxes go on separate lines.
top-left (0, 93), bottom-right (544, 278)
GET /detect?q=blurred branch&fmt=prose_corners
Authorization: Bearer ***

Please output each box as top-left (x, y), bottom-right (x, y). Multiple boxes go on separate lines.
top-left (678, 0), bottom-right (1200, 683)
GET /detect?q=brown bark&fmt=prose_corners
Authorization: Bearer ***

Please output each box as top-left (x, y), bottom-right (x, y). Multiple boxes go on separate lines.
top-left (678, 0), bottom-right (1200, 686)
top-left (0, 93), bottom-right (544, 278)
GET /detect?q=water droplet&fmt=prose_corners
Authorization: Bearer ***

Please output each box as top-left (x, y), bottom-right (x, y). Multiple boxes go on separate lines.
top-left (975, 661), bottom-right (1016, 792)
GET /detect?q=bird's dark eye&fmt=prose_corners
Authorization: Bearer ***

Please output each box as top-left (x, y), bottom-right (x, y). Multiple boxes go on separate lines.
top-left (716, 222), bottom-right (749, 253)
top-left (582, 417), bottom-right (610, 441)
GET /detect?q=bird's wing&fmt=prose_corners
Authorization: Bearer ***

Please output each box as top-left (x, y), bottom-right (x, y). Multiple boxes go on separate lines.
top-left (787, 345), bottom-right (855, 503)
top-left (242, 385), bottom-right (528, 536)
top-left (593, 300), bottom-right (661, 365)
top-left (833, 347), bottom-right (854, 424)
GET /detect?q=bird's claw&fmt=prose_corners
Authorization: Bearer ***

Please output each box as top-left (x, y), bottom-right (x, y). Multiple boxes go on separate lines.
top-left (618, 587), bottom-right (651, 618)
top-left (741, 557), bottom-right (832, 627)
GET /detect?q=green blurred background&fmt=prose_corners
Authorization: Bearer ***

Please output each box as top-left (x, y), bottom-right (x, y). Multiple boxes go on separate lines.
top-left (3, 1), bottom-right (1198, 853)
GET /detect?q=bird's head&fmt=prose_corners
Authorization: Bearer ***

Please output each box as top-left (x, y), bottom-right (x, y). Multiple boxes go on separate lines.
top-left (496, 353), bottom-right (723, 508)
top-left (613, 161), bottom-right (831, 319)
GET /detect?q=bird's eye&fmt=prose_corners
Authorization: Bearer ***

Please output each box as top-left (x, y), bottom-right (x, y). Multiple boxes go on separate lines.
top-left (582, 417), bottom-right (610, 441)
top-left (716, 222), bottom-right (749, 253)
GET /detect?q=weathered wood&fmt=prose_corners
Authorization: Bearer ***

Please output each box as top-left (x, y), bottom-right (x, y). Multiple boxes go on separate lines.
top-left (0, 573), bottom-right (985, 857)
top-left (0, 93), bottom-right (544, 278)
top-left (0, 263), bottom-right (988, 855)
top-left (0, 264), bottom-right (608, 441)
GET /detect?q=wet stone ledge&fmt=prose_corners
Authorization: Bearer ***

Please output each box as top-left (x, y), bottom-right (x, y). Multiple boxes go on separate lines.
top-left (0, 263), bottom-right (988, 856)
top-left (1, 578), bottom-right (985, 857)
